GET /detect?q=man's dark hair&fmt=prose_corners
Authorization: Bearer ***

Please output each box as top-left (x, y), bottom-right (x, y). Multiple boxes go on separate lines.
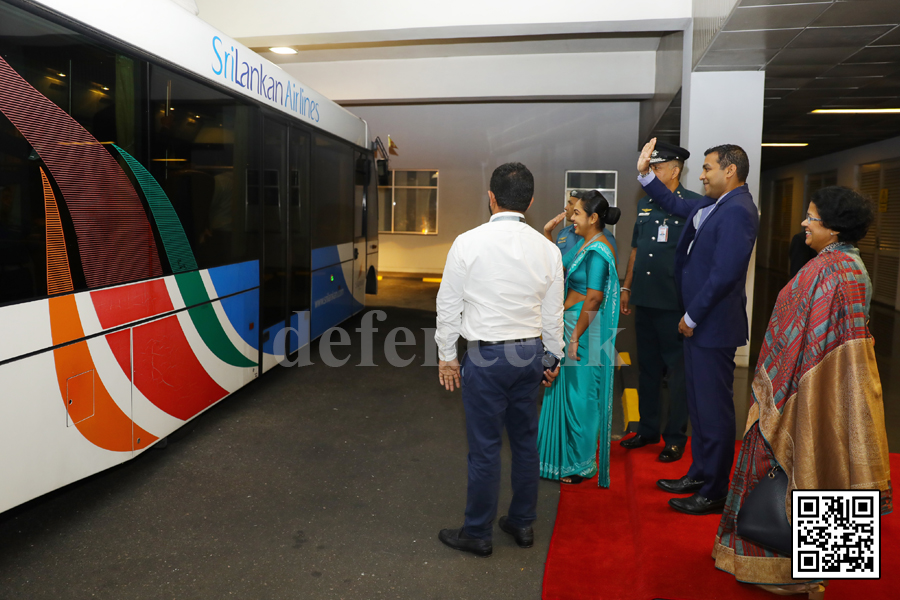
top-left (812, 186), bottom-right (875, 244)
top-left (705, 144), bottom-right (750, 183)
top-left (490, 162), bottom-right (534, 212)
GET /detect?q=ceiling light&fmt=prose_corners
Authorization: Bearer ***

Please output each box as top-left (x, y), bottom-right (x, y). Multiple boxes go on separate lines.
top-left (58, 73), bottom-right (66, 77)
top-left (812, 108), bottom-right (900, 114)
top-left (269, 47), bottom-right (297, 55)
top-left (762, 143), bottom-right (808, 147)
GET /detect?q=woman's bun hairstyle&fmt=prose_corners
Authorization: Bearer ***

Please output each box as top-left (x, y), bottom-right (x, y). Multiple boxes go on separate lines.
top-left (578, 190), bottom-right (619, 228)
top-left (604, 206), bottom-right (621, 225)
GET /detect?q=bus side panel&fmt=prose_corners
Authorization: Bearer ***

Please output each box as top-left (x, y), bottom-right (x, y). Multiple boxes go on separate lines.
top-left (310, 260), bottom-right (362, 340)
top-left (0, 339), bottom-right (132, 513)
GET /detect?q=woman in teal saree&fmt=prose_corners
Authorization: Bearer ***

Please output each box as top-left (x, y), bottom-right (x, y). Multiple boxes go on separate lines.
top-left (538, 191), bottom-right (621, 487)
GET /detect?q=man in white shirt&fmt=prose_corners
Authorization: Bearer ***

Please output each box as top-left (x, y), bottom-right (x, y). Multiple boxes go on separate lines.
top-left (435, 162), bottom-right (564, 557)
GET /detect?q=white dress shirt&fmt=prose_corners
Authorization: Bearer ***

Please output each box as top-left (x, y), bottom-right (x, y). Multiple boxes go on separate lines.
top-left (435, 211), bottom-right (565, 361)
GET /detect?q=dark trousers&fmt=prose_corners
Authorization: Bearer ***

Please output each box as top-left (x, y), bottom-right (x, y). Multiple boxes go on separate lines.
top-left (634, 307), bottom-right (688, 447)
top-left (683, 339), bottom-right (737, 500)
top-left (460, 339), bottom-right (544, 540)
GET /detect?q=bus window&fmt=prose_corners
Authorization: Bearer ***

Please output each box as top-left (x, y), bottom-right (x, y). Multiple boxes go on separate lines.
top-left (311, 134), bottom-right (353, 250)
top-left (149, 66), bottom-right (260, 271)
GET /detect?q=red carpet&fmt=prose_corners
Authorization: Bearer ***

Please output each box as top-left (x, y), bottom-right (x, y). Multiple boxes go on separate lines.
top-left (543, 441), bottom-right (898, 600)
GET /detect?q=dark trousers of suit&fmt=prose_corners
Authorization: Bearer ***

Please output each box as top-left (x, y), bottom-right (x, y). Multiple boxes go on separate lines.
top-left (460, 339), bottom-right (544, 540)
top-left (634, 307), bottom-right (688, 447)
top-left (682, 339), bottom-right (736, 500)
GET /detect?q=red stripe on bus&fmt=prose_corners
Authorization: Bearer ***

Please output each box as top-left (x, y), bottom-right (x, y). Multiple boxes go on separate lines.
top-left (91, 279), bottom-right (175, 330)
top-left (133, 315), bottom-right (228, 420)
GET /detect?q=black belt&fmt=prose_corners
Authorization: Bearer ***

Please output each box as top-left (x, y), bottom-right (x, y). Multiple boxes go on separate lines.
top-left (471, 337), bottom-right (539, 347)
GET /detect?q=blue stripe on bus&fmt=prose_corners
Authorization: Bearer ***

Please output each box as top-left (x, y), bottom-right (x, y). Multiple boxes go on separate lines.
top-left (207, 260), bottom-right (260, 298)
top-left (219, 288), bottom-right (260, 350)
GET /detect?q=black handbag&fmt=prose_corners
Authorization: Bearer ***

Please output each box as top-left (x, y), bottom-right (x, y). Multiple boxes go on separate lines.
top-left (736, 465), bottom-right (792, 555)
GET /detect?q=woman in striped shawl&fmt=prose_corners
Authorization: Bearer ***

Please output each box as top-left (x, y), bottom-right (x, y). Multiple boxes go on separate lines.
top-left (713, 186), bottom-right (892, 598)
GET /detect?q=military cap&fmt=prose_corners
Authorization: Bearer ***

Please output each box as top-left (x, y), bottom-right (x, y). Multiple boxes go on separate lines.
top-left (649, 141), bottom-right (690, 164)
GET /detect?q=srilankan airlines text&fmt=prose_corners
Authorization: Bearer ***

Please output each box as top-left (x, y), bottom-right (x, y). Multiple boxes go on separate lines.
top-left (211, 36), bottom-right (320, 123)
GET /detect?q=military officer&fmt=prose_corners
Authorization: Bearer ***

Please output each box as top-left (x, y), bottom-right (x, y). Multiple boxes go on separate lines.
top-left (544, 191), bottom-right (617, 258)
top-left (619, 141), bottom-right (702, 462)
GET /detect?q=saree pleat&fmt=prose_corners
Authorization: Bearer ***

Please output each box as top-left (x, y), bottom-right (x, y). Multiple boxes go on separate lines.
top-left (538, 241), bottom-right (619, 487)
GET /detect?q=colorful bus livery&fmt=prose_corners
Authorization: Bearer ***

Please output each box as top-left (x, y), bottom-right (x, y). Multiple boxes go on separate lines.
top-left (0, 0), bottom-right (378, 513)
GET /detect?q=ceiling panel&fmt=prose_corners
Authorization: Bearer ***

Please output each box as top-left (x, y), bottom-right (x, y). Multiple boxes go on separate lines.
top-left (723, 4), bottom-right (832, 31)
top-left (805, 76), bottom-right (883, 88)
top-left (699, 49), bottom-right (779, 67)
top-left (768, 46), bottom-right (860, 65)
top-left (740, 0), bottom-right (830, 5)
top-left (810, 1), bottom-right (900, 28)
top-left (872, 25), bottom-right (900, 45)
top-left (822, 63), bottom-right (900, 77)
top-left (845, 46), bottom-right (900, 63)
top-left (765, 64), bottom-right (832, 78)
top-left (707, 29), bottom-right (801, 51)
top-left (787, 25), bottom-right (895, 48)
top-left (822, 96), bottom-right (899, 107)
top-left (765, 77), bottom-right (812, 89)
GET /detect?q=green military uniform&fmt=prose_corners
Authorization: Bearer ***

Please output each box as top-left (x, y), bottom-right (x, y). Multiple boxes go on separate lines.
top-left (630, 182), bottom-right (703, 448)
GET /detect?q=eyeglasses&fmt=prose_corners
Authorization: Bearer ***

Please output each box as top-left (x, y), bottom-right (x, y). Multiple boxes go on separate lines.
top-left (805, 213), bottom-right (823, 223)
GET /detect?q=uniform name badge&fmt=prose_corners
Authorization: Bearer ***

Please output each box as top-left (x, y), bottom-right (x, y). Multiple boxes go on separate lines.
top-left (657, 224), bottom-right (669, 243)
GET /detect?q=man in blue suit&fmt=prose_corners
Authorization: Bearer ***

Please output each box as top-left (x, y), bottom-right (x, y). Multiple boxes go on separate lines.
top-left (636, 138), bottom-right (759, 515)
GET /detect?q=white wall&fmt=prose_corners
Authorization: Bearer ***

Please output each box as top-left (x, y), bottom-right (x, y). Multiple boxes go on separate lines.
top-left (195, 0), bottom-right (692, 41)
top-left (680, 70), bottom-right (765, 367)
top-left (353, 102), bottom-right (644, 275)
top-left (282, 52), bottom-right (656, 104)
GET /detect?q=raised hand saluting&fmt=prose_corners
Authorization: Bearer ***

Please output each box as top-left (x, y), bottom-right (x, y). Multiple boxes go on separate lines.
top-left (638, 137), bottom-right (657, 176)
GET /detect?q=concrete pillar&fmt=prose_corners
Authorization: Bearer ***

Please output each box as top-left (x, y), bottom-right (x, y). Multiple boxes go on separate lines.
top-left (680, 70), bottom-right (765, 368)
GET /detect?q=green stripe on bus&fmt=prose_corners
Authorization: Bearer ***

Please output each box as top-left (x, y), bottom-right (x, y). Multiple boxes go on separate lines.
top-left (175, 271), bottom-right (257, 368)
top-left (111, 145), bottom-right (197, 273)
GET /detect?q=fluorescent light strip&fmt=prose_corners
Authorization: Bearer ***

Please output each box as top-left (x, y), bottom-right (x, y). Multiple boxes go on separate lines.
top-left (269, 47), bottom-right (298, 55)
top-left (812, 108), bottom-right (900, 114)
top-left (762, 143), bottom-right (808, 147)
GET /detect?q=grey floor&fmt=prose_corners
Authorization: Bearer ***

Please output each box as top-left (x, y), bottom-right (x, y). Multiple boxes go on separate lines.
top-left (1, 272), bottom-right (897, 600)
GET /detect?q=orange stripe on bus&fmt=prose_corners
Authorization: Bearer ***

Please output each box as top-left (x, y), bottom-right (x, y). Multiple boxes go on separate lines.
top-left (41, 168), bottom-right (73, 295)
top-left (49, 295), bottom-right (157, 452)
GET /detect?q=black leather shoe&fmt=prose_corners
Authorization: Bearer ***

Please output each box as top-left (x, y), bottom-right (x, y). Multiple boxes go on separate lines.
top-left (657, 475), bottom-right (704, 494)
top-left (498, 516), bottom-right (534, 548)
top-left (668, 493), bottom-right (727, 515)
top-left (620, 433), bottom-right (660, 449)
top-left (658, 444), bottom-right (685, 463)
top-left (438, 527), bottom-right (492, 557)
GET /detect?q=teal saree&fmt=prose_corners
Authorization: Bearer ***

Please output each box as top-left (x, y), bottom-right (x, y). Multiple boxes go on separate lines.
top-left (537, 239), bottom-right (620, 487)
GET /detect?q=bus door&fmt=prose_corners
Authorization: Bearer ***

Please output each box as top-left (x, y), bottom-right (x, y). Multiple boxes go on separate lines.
top-left (287, 126), bottom-right (311, 355)
top-left (260, 117), bottom-right (289, 371)
top-left (366, 154), bottom-right (379, 294)
top-left (352, 151), bottom-right (368, 307)
top-left (310, 134), bottom-right (357, 339)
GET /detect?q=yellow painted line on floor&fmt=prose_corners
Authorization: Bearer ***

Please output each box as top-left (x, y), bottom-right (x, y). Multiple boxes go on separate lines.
top-left (622, 388), bottom-right (639, 429)
top-left (423, 277), bottom-right (442, 283)
top-left (617, 351), bottom-right (631, 368)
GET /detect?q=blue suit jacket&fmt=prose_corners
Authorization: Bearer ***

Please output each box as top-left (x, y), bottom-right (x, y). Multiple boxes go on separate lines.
top-left (641, 177), bottom-right (759, 348)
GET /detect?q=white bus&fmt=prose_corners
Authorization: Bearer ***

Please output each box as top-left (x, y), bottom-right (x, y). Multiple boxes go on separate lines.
top-left (0, 0), bottom-right (379, 513)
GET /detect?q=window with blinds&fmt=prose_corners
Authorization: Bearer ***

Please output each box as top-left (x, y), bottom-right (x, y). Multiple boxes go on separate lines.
top-left (858, 161), bottom-right (900, 307)
top-left (806, 170), bottom-right (837, 204)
